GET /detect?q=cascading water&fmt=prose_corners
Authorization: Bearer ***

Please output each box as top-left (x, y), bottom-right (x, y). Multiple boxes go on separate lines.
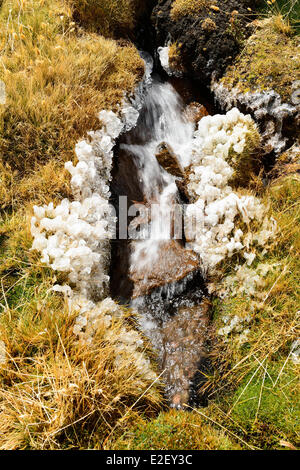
top-left (123, 79), bottom-right (194, 274)
top-left (110, 58), bottom-right (211, 408)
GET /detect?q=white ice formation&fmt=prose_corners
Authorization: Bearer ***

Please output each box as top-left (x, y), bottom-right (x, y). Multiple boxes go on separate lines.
top-left (72, 296), bottom-right (156, 380)
top-left (31, 54), bottom-right (152, 299)
top-left (30, 54), bottom-right (158, 381)
top-left (185, 108), bottom-right (276, 272)
top-left (31, 109), bottom-right (135, 300)
top-left (158, 46), bottom-right (182, 77)
top-left (290, 339), bottom-right (300, 365)
top-left (212, 81), bottom-right (299, 154)
top-left (0, 340), bottom-right (6, 366)
top-left (218, 314), bottom-right (252, 341)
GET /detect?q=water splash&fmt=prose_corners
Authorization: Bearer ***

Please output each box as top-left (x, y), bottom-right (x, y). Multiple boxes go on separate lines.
top-left (122, 79), bottom-right (194, 272)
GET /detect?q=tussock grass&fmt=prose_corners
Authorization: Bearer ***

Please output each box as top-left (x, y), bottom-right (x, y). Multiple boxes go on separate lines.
top-left (0, 302), bottom-right (161, 450)
top-left (0, 0), bottom-right (144, 210)
top-left (111, 409), bottom-right (241, 450)
top-left (264, 0), bottom-right (300, 34)
top-left (221, 14), bottom-right (300, 101)
top-left (71, 0), bottom-right (153, 37)
top-left (171, 0), bottom-right (212, 21)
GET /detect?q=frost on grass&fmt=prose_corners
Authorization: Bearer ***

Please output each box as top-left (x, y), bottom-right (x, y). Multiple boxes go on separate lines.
top-left (212, 82), bottom-right (299, 155)
top-left (30, 58), bottom-right (158, 380)
top-left (218, 314), bottom-right (252, 344)
top-left (31, 106), bottom-right (139, 300)
top-left (72, 296), bottom-right (156, 380)
top-left (158, 46), bottom-right (183, 78)
top-left (0, 340), bottom-right (6, 366)
top-left (185, 108), bottom-right (276, 272)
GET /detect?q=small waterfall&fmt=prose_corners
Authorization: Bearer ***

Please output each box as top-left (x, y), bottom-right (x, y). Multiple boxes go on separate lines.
top-left (122, 80), bottom-right (194, 272)
top-left (110, 65), bottom-right (211, 408)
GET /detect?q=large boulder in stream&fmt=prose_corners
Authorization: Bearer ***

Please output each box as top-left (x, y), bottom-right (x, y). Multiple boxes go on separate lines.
top-left (131, 240), bottom-right (199, 298)
top-left (152, 0), bottom-right (260, 85)
top-left (213, 18), bottom-right (300, 156)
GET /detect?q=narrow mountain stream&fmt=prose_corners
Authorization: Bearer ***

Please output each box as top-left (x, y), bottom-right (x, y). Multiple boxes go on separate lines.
top-left (110, 54), bottom-right (215, 408)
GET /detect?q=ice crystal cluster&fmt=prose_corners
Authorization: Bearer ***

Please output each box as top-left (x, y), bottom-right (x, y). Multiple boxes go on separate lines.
top-left (31, 107), bottom-right (138, 300)
top-left (218, 314), bottom-right (252, 342)
top-left (185, 108), bottom-right (276, 271)
top-left (212, 81), bottom-right (299, 154)
top-left (30, 57), bottom-right (158, 381)
top-left (220, 263), bottom-right (279, 297)
top-left (0, 340), bottom-right (6, 365)
top-left (72, 295), bottom-right (156, 380)
top-left (158, 46), bottom-right (171, 75)
top-left (291, 340), bottom-right (300, 365)
top-left (31, 52), bottom-right (153, 300)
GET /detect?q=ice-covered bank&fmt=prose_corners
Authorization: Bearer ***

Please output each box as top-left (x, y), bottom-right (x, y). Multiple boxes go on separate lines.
top-left (31, 53), bottom-right (276, 405)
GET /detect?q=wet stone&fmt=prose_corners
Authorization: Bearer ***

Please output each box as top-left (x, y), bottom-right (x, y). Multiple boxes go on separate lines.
top-left (155, 142), bottom-right (185, 178)
top-left (161, 301), bottom-right (211, 408)
top-left (130, 240), bottom-right (199, 298)
top-left (184, 102), bottom-right (209, 124)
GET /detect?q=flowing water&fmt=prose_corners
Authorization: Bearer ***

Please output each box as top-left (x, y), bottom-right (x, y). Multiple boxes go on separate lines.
top-left (110, 60), bottom-right (211, 407)
top-left (123, 78), bottom-right (194, 273)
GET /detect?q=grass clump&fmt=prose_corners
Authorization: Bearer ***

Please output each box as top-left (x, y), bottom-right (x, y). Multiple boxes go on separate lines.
top-left (0, 209), bottom-right (161, 450)
top-left (264, 0), bottom-right (300, 35)
top-left (71, 0), bottom-right (153, 37)
top-left (0, 300), bottom-right (161, 449)
top-left (171, 0), bottom-right (211, 21)
top-left (0, 0), bottom-right (144, 211)
top-left (222, 15), bottom-right (300, 101)
top-left (110, 409), bottom-right (241, 450)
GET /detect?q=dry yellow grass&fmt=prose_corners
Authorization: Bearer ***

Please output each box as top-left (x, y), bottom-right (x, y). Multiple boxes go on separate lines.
top-left (171, 0), bottom-right (211, 21)
top-left (71, 0), bottom-right (152, 36)
top-left (0, 301), bottom-right (161, 450)
top-left (272, 13), bottom-right (292, 35)
top-left (0, 0), bottom-right (144, 210)
top-left (0, 1), bottom-right (161, 450)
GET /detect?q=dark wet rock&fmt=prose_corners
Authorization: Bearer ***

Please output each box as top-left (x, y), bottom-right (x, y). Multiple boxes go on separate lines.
top-left (155, 142), bottom-right (193, 200)
top-left (161, 300), bottom-right (212, 408)
top-left (184, 101), bottom-right (209, 123)
top-left (269, 143), bottom-right (300, 179)
top-left (131, 240), bottom-right (199, 298)
top-left (152, 0), bottom-right (260, 85)
top-left (109, 148), bottom-right (146, 302)
top-left (155, 142), bottom-right (185, 177)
